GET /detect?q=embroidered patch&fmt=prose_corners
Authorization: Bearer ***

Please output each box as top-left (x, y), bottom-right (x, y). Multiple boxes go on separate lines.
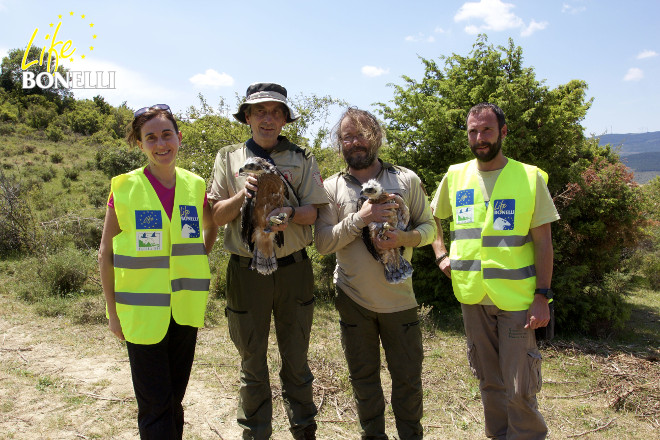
top-left (179, 205), bottom-right (200, 238)
top-left (137, 231), bottom-right (162, 251)
top-left (136, 210), bottom-right (162, 229)
top-left (456, 189), bottom-right (474, 207)
top-left (456, 206), bottom-right (474, 224)
top-left (493, 199), bottom-right (515, 230)
top-left (313, 171), bottom-right (323, 187)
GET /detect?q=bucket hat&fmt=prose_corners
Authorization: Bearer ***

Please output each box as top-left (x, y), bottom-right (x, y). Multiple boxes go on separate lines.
top-left (233, 82), bottom-right (300, 124)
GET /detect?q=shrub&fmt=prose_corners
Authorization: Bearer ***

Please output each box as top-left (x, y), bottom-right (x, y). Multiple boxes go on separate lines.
top-left (40, 247), bottom-right (90, 296)
top-left (39, 166), bottom-right (57, 182)
top-left (45, 125), bottom-right (64, 142)
top-left (0, 171), bottom-right (40, 257)
top-left (25, 105), bottom-right (57, 130)
top-left (95, 145), bottom-right (144, 177)
top-left (63, 167), bottom-right (80, 181)
top-left (66, 100), bottom-right (103, 135)
top-left (50, 152), bottom-right (63, 163)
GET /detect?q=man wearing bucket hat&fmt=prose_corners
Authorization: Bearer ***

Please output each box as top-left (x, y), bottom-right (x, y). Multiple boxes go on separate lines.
top-left (208, 83), bottom-right (327, 440)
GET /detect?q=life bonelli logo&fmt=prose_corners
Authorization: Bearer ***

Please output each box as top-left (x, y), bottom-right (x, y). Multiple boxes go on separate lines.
top-left (21, 11), bottom-right (114, 90)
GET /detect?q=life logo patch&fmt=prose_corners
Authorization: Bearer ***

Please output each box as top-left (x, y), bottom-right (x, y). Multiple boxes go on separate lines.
top-left (179, 205), bottom-right (200, 238)
top-left (456, 189), bottom-right (474, 224)
top-left (136, 210), bottom-right (162, 229)
top-left (137, 231), bottom-right (162, 251)
top-left (493, 199), bottom-right (515, 230)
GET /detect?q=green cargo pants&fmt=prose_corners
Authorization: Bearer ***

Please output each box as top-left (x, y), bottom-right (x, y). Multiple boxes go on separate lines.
top-left (335, 287), bottom-right (424, 440)
top-left (226, 253), bottom-right (317, 440)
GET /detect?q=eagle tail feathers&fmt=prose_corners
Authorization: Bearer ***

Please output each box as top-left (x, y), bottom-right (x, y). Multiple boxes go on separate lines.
top-left (251, 249), bottom-right (278, 275)
top-left (384, 255), bottom-right (413, 284)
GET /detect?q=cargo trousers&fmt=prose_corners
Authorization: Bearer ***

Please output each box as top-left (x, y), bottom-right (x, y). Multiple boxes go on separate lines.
top-left (461, 304), bottom-right (547, 440)
top-left (335, 288), bottom-right (424, 440)
top-left (225, 253), bottom-right (317, 440)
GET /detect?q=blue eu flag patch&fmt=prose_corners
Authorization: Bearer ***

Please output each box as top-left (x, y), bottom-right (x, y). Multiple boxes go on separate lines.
top-left (136, 210), bottom-right (162, 229)
top-left (179, 205), bottom-right (200, 238)
top-left (456, 189), bottom-right (474, 207)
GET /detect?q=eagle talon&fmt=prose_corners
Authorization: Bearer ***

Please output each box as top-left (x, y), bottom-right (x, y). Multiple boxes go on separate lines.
top-left (269, 212), bottom-right (288, 226)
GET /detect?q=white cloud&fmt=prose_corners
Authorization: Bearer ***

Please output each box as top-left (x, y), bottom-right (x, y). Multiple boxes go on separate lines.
top-left (189, 69), bottom-right (234, 88)
top-left (561, 3), bottom-right (586, 14)
top-left (521, 19), bottom-right (548, 37)
top-left (623, 68), bottom-right (644, 82)
top-left (404, 33), bottom-right (435, 43)
top-left (454, 0), bottom-right (546, 37)
top-left (361, 65), bottom-right (389, 78)
top-left (434, 26), bottom-right (446, 34)
top-left (637, 50), bottom-right (658, 60)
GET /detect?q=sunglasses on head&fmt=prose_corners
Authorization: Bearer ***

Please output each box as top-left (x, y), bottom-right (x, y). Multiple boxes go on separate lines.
top-left (134, 104), bottom-right (171, 117)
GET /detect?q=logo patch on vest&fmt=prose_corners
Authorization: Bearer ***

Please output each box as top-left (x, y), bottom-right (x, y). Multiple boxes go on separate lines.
top-left (179, 205), bottom-right (200, 238)
top-left (137, 232), bottom-right (162, 251)
top-left (493, 199), bottom-right (515, 230)
top-left (456, 206), bottom-right (474, 224)
top-left (456, 189), bottom-right (474, 207)
top-left (136, 210), bottom-right (162, 229)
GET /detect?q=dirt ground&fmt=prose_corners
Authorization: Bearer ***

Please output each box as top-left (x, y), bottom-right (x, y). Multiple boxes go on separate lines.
top-left (1, 290), bottom-right (659, 439)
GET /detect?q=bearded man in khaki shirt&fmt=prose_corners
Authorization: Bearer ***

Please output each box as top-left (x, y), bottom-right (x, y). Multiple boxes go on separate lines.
top-left (208, 83), bottom-right (328, 440)
top-left (315, 108), bottom-right (435, 440)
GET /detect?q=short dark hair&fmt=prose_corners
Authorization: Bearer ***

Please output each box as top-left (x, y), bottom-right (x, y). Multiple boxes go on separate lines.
top-left (467, 102), bottom-right (506, 131)
top-left (332, 107), bottom-right (383, 152)
top-left (126, 107), bottom-right (179, 147)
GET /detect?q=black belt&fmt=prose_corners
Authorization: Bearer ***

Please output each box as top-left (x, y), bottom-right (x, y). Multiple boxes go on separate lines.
top-left (231, 249), bottom-right (308, 269)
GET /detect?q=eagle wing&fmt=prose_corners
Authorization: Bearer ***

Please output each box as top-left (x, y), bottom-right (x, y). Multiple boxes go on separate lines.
top-left (391, 193), bottom-right (410, 231)
top-left (357, 195), bottom-right (384, 262)
top-left (240, 190), bottom-right (256, 252)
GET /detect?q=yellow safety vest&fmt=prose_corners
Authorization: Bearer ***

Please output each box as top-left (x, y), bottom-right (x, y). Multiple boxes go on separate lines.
top-left (111, 167), bottom-right (210, 344)
top-left (447, 159), bottom-right (548, 311)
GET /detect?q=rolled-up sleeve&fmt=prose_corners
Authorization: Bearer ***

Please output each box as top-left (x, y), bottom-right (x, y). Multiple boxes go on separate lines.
top-left (406, 172), bottom-right (436, 247)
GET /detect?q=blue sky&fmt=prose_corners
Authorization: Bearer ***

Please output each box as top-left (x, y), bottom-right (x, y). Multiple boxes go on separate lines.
top-left (1, 0), bottom-right (658, 137)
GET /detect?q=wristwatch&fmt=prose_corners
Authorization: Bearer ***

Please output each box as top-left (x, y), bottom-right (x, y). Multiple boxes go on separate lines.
top-left (288, 206), bottom-right (296, 221)
top-left (435, 252), bottom-right (448, 265)
top-left (534, 288), bottom-right (554, 300)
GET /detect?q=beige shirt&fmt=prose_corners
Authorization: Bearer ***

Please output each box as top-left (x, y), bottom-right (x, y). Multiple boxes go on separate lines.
top-left (315, 161), bottom-right (436, 313)
top-left (208, 137), bottom-right (328, 257)
top-left (430, 161), bottom-right (560, 305)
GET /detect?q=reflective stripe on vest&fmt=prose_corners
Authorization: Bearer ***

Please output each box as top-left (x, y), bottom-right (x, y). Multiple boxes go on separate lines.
top-left (111, 167), bottom-right (211, 345)
top-left (447, 159), bottom-right (546, 311)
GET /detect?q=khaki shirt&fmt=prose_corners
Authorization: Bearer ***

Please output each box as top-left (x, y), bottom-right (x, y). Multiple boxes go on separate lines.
top-left (315, 161), bottom-right (436, 313)
top-left (430, 161), bottom-right (560, 305)
top-left (208, 137), bottom-right (328, 257)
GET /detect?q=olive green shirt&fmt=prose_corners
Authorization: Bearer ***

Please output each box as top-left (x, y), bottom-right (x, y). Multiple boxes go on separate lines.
top-left (208, 137), bottom-right (328, 257)
top-left (315, 161), bottom-right (436, 313)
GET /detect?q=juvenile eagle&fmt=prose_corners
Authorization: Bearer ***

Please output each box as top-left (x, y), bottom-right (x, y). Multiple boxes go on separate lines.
top-left (357, 179), bottom-right (413, 284)
top-left (239, 157), bottom-right (290, 275)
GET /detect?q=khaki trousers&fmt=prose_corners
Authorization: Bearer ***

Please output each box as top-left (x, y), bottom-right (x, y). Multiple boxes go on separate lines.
top-left (461, 304), bottom-right (547, 440)
top-left (226, 256), bottom-right (317, 440)
top-left (336, 288), bottom-right (424, 440)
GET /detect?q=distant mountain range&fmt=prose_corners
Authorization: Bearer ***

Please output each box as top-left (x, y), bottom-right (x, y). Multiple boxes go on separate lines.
top-left (596, 131), bottom-right (660, 183)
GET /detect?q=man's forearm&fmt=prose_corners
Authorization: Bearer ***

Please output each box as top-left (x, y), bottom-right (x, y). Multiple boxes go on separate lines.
top-left (211, 190), bottom-right (245, 226)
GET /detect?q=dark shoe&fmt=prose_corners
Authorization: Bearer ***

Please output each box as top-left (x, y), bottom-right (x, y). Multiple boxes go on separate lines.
top-left (300, 423), bottom-right (317, 440)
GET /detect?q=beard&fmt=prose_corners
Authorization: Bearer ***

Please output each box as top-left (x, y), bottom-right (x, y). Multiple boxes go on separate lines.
top-left (470, 135), bottom-right (502, 163)
top-left (343, 145), bottom-right (378, 170)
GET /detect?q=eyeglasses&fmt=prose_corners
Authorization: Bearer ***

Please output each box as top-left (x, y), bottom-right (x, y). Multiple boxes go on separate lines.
top-left (134, 104), bottom-right (172, 117)
top-left (341, 134), bottom-right (367, 145)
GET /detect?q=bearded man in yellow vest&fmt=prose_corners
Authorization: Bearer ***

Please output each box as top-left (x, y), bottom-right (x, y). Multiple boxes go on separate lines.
top-left (431, 103), bottom-right (559, 440)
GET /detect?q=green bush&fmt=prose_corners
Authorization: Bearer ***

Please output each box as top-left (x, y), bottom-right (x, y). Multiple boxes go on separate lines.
top-left (0, 171), bottom-right (40, 257)
top-left (50, 152), bottom-right (63, 163)
top-left (40, 247), bottom-right (90, 296)
top-left (39, 166), bottom-right (57, 182)
top-left (45, 124), bottom-right (64, 142)
top-left (63, 167), bottom-right (80, 181)
top-left (25, 105), bottom-right (57, 130)
top-left (66, 100), bottom-right (103, 135)
top-left (95, 145), bottom-right (144, 177)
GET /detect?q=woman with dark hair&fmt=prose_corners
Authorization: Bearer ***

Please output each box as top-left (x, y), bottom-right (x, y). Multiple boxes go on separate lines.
top-left (98, 104), bottom-right (216, 439)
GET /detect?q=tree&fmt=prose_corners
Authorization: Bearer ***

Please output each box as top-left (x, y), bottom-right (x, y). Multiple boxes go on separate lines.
top-left (0, 46), bottom-right (74, 104)
top-left (378, 35), bottom-right (644, 336)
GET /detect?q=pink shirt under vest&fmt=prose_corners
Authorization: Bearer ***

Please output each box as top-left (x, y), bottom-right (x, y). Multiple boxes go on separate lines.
top-left (108, 168), bottom-right (207, 220)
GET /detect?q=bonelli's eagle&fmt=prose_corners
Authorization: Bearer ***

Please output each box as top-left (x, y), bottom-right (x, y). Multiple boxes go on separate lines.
top-left (239, 157), bottom-right (289, 275)
top-left (356, 179), bottom-right (413, 284)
